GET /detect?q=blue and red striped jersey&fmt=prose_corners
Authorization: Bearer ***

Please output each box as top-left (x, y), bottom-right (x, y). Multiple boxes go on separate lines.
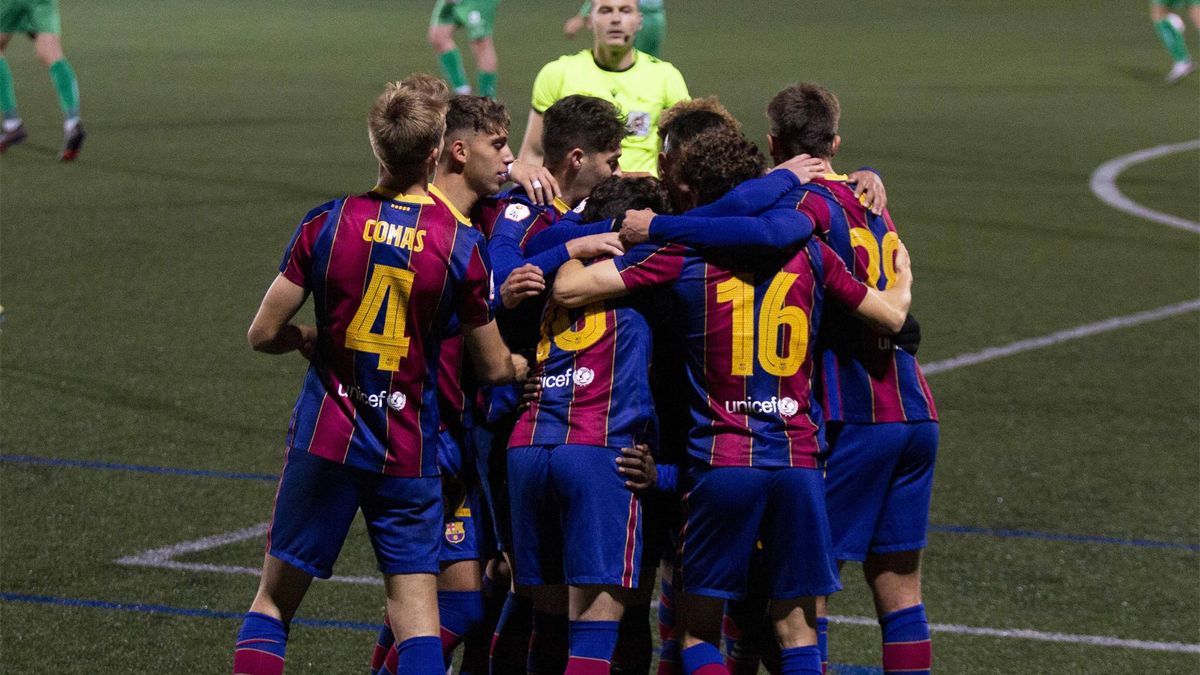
top-left (508, 286), bottom-right (657, 450)
top-left (614, 238), bottom-right (868, 468)
top-left (278, 186), bottom-right (493, 477)
top-left (798, 176), bottom-right (937, 424)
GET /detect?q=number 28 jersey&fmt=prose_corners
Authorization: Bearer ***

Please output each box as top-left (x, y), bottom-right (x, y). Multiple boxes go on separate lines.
top-left (278, 187), bottom-right (493, 477)
top-left (614, 238), bottom-right (868, 469)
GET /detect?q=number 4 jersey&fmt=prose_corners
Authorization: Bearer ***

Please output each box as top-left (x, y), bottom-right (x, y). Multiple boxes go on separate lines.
top-left (277, 187), bottom-right (493, 477)
top-left (614, 238), bottom-right (869, 469)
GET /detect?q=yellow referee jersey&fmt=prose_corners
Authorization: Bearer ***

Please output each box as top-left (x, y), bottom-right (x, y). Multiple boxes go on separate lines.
top-left (532, 49), bottom-right (689, 175)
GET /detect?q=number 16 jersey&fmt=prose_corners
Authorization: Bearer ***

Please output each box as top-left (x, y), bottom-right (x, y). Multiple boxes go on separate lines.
top-left (277, 187), bottom-right (493, 477)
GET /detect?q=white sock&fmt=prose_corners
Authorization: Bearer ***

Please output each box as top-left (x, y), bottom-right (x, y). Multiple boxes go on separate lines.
top-left (3, 118), bottom-right (21, 133)
top-left (454, 84), bottom-right (472, 95)
top-left (64, 116), bottom-right (81, 133)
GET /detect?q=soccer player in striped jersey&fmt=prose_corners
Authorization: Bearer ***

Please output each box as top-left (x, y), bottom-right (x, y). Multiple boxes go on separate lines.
top-left (772, 83), bottom-right (938, 675)
top-left (366, 94), bottom-right (518, 675)
top-left (231, 76), bottom-right (517, 675)
top-left (552, 126), bottom-right (914, 675)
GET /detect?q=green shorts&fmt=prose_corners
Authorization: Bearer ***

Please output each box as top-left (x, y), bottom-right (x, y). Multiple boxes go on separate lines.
top-left (634, 9), bottom-right (666, 57)
top-left (0, 0), bottom-right (60, 35)
top-left (1153, 0), bottom-right (1199, 8)
top-left (431, 0), bottom-right (498, 41)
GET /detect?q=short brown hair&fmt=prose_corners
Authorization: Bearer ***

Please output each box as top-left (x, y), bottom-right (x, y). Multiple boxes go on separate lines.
top-left (542, 95), bottom-right (627, 167)
top-left (446, 94), bottom-right (510, 138)
top-left (766, 83), bottom-right (840, 159)
top-left (367, 75), bottom-right (450, 182)
top-left (658, 96), bottom-right (740, 151)
top-left (675, 127), bottom-right (766, 207)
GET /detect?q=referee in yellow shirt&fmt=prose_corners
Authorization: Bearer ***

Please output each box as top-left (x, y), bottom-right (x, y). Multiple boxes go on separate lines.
top-left (518, 0), bottom-right (688, 176)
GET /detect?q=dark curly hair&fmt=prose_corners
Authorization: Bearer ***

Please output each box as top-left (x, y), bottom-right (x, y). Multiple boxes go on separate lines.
top-left (542, 95), bottom-right (627, 167)
top-left (581, 176), bottom-right (671, 222)
top-left (674, 127), bottom-right (767, 207)
top-left (446, 94), bottom-right (510, 138)
top-left (767, 82), bottom-right (840, 159)
top-left (657, 96), bottom-right (740, 152)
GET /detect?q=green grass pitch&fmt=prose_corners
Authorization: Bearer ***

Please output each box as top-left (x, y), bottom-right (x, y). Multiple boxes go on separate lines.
top-left (1, 0), bottom-right (1197, 672)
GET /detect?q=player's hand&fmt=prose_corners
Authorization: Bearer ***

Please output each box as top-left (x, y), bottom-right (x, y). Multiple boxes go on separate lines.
top-left (500, 264), bottom-right (546, 309)
top-left (511, 353), bottom-right (530, 382)
top-left (564, 15), bottom-right (587, 37)
top-left (849, 170), bottom-right (887, 215)
top-left (616, 444), bottom-right (656, 492)
top-left (508, 160), bottom-right (561, 206)
top-left (566, 232), bottom-right (624, 260)
top-left (517, 366), bottom-right (542, 414)
top-left (297, 324), bottom-right (317, 360)
top-left (893, 239), bottom-right (912, 282)
top-left (619, 209), bottom-right (656, 247)
top-left (772, 153), bottom-right (824, 184)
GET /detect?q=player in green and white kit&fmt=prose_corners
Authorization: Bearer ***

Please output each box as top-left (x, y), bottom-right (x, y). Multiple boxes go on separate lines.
top-left (429, 0), bottom-right (501, 97)
top-left (565, 0), bottom-right (667, 57)
top-left (0, 0), bottom-right (84, 159)
top-left (1151, 0), bottom-right (1199, 83)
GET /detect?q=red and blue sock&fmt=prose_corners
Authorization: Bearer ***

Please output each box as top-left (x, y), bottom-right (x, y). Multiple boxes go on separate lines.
top-left (680, 642), bottom-right (728, 675)
top-left (439, 589), bottom-right (485, 661)
top-left (565, 620), bottom-right (620, 674)
top-left (490, 591), bottom-right (533, 674)
top-left (816, 617), bottom-right (828, 674)
top-left (880, 604), bottom-right (931, 674)
top-left (232, 612), bottom-right (287, 675)
top-left (395, 635), bottom-right (444, 674)
top-left (528, 610), bottom-right (569, 674)
top-left (657, 578), bottom-right (680, 675)
top-left (779, 645), bottom-right (822, 674)
top-left (369, 614), bottom-right (394, 675)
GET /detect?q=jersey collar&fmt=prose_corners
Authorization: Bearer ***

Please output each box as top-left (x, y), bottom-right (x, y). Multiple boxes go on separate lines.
top-left (821, 172), bottom-right (851, 182)
top-left (370, 184), bottom-right (434, 205)
top-left (551, 196), bottom-right (571, 216)
top-left (428, 184), bottom-right (473, 227)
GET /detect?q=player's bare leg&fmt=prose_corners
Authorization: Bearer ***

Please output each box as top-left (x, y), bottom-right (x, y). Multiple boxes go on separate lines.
top-left (247, 555), bottom-right (314, 625)
top-left (437, 559), bottom-right (484, 660)
top-left (0, 32), bottom-right (27, 153)
top-left (233, 555), bottom-right (314, 674)
top-left (31, 33), bottom-right (84, 160)
top-left (565, 585), bottom-right (634, 669)
top-left (768, 596), bottom-right (822, 670)
top-left (470, 37), bottom-right (498, 97)
top-left (382, 572), bottom-right (443, 671)
top-left (428, 23), bottom-right (471, 94)
top-left (677, 591), bottom-right (729, 673)
top-left (864, 550), bottom-right (932, 674)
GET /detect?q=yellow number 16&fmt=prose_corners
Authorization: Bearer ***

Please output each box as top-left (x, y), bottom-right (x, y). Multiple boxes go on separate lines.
top-left (714, 271), bottom-right (808, 377)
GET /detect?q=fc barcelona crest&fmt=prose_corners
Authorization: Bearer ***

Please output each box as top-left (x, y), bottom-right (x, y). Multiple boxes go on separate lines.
top-left (445, 521), bottom-right (466, 544)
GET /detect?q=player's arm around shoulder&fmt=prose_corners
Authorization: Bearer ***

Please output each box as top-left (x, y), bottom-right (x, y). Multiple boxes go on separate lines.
top-left (247, 275), bottom-right (315, 357)
top-left (551, 258), bottom-right (628, 308)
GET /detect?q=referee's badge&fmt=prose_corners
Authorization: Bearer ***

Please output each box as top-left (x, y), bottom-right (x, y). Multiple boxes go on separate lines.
top-left (445, 521), bottom-right (466, 544)
top-left (626, 111), bottom-right (651, 137)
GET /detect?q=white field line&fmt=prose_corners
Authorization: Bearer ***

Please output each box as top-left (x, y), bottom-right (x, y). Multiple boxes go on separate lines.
top-left (114, 522), bottom-right (382, 586)
top-left (829, 614), bottom-right (1200, 654)
top-left (922, 298), bottom-right (1200, 375)
top-left (1089, 139), bottom-right (1200, 234)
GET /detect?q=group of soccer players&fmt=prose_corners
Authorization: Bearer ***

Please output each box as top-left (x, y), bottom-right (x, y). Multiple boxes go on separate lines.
top-left (233, 2), bottom-right (939, 675)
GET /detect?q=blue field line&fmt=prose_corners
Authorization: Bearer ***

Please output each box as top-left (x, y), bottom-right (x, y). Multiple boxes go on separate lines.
top-left (0, 592), bottom-right (375, 631)
top-left (928, 524), bottom-right (1200, 552)
top-left (4, 453), bottom-right (1198, 553)
top-left (0, 591), bottom-right (887, 673)
top-left (0, 453), bottom-right (277, 482)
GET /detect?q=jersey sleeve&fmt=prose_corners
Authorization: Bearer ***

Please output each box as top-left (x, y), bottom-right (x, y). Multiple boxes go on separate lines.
top-left (684, 170), bottom-right (800, 218)
top-left (458, 234), bottom-right (495, 328)
top-left (662, 63), bottom-right (690, 108)
top-left (648, 206), bottom-right (814, 252)
top-left (613, 243), bottom-right (688, 291)
top-left (818, 240), bottom-right (869, 309)
top-left (796, 189), bottom-right (834, 239)
top-left (486, 203), bottom-right (546, 306)
top-left (277, 203), bottom-right (333, 288)
top-left (531, 59), bottom-right (566, 114)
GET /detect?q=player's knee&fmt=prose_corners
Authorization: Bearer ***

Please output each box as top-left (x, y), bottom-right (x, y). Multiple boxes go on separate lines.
top-left (34, 35), bottom-right (62, 65)
top-left (428, 26), bottom-right (454, 51)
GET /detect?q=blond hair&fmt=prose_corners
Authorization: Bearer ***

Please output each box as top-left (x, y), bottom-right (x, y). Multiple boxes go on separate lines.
top-left (367, 74), bottom-right (450, 181)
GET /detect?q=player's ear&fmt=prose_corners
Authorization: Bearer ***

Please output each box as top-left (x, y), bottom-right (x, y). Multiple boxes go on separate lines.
top-left (831, 134), bottom-right (841, 158)
top-left (452, 138), bottom-right (469, 164)
top-left (767, 134), bottom-right (782, 162)
top-left (569, 147), bottom-right (585, 170)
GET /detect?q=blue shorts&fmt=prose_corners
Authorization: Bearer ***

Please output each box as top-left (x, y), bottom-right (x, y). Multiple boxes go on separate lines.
top-left (679, 465), bottom-right (840, 601)
top-left (475, 416), bottom-right (516, 555)
top-left (824, 422), bottom-right (939, 562)
top-left (508, 444), bottom-right (642, 588)
top-left (267, 447), bottom-right (442, 578)
top-left (437, 427), bottom-right (489, 563)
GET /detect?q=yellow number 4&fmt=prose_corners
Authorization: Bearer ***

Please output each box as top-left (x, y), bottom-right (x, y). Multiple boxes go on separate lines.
top-left (345, 264), bottom-right (415, 371)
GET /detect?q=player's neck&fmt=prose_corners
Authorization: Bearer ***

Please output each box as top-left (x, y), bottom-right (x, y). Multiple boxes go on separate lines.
top-left (592, 44), bottom-right (636, 71)
top-left (377, 167), bottom-right (429, 198)
top-left (549, 165), bottom-right (587, 208)
top-left (431, 172), bottom-right (481, 216)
